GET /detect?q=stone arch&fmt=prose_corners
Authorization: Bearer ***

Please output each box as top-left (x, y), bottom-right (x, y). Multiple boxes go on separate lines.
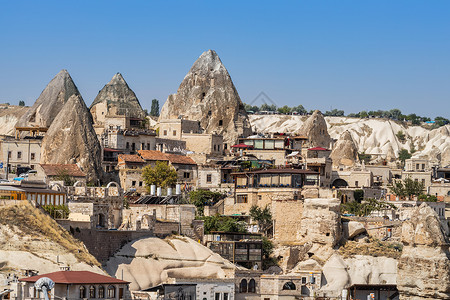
top-left (97, 213), bottom-right (106, 228)
top-left (282, 281), bottom-right (296, 290)
top-left (332, 178), bottom-right (348, 188)
top-left (49, 182), bottom-right (64, 192)
top-left (239, 279), bottom-right (248, 293)
top-left (248, 278), bottom-right (256, 293)
top-left (106, 181), bottom-right (119, 188)
top-left (73, 181), bottom-right (86, 187)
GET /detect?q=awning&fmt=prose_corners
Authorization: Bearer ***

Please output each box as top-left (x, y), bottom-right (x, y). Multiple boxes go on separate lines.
top-left (232, 143), bottom-right (254, 149)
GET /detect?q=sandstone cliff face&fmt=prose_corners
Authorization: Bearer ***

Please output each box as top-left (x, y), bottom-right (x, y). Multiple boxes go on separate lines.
top-left (17, 70), bottom-right (79, 128)
top-left (159, 50), bottom-right (251, 146)
top-left (330, 130), bottom-right (359, 166)
top-left (397, 203), bottom-right (450, 299)
top-left (40, 94), bottom-right (103, 182)
top-left (0, 105), bottom-right (30, 135)
top-left (90, 73), bottom-right (146, 126)
top-left (297, 110), bottom-right (331, 149)
top-left (105, 236), bottom-right (235, 291)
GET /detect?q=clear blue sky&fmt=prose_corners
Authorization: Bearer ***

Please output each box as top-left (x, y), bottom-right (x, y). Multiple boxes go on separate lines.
top-left (1, 1), bottom-right (449, 118)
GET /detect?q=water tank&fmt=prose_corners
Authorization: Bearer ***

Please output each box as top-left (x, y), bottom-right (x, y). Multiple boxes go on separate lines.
top-left (176, 184), bottom-right (181, 195)
top-left (167, 187), bottom-right (173, 196)
top-left (150, 185), bottom-right (156, 195)
top-left (157, 187), bottom-right (162, 196)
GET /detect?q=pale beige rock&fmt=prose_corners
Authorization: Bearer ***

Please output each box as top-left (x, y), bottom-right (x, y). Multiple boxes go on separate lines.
top-left (0, 105), bottom-right (29, 135)
top-left (17, 70), bottom-right (79, 128)
top-left (330, 131), bottom-right (359, 166)
top-left (397, 203), bottom-right (450, 299)
top-left (343, 221), bottom-right (366, 240)
top-left (297, 110), bottom-right (331, 149)
top-left (40, 94), bottom-right (103, 182)
top-left (105, 236), bottom-right (235, 291)
top-left (159, 50), bottom-right (252, 146)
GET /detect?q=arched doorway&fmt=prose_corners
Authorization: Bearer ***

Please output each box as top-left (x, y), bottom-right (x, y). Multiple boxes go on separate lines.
top-left (332, 179), bottom-right (348, 188)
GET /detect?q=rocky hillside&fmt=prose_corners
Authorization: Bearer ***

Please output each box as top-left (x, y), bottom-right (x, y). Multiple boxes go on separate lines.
top-left (159, 50), bottom-right (252, 146)
top-left (250, 114), bottom-right (450, 164)
top-left (0, 105), bottom-right (29, 136)
top-left (16, 70), bottom-right (80, 128)
top-left (0, 202), bottom-right (102, 275)
top-left (105, 236), bottom-right (235, 291)
top-left (90, 73), bottom-right (146, 126)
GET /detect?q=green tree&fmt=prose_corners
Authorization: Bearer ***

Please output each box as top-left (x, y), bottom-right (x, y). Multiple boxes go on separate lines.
top-left (291, 104), bottom-right (307, 114)
top-left (277, 105), bottom-right (291, 114)
top-left (142, 161), bottom-right (177, 190)
top-left (54, 169), bottom-right (76, 186)
top-left (189, 190), bottom-right (226, 216)
top-left (260, 103), bottom-right (277, 112)
top-left (341, 198), bottom-right (396, 217)
top-left (358, 152), bottom-right (371, 164)
top-left (249, 205), bottom-right (272, 235)
top-left (398, 149), bottom-right (412, 165)
top-left (353, 189), bottom-right (364, 203)
top-left (396, 131), bottom-right (406, 143)
top-left (150, 99), bottom-right (160, 117)
top-left (324, 109), bottom-right (345, 116)
top-left (389, 177), bottom-right (424, 199)
top-left (359, 111), bottom-right (368, 118)
top-left (18, 100), bottom-right (25, 106)
top-left (202, 215), bottom-right (247, 233)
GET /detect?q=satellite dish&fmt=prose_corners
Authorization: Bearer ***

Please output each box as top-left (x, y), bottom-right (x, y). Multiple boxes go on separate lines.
top-left (34, 277), bottom-right (55, 300)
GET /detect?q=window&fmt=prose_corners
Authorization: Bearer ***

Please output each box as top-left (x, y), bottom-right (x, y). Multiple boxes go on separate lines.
top-left (109, 125), bottom-right (113, 130)
top-left (206, 174), bottom-right (212, 183)
top-left (89, 286), bottom-right (96, 298)
top-left (215, 293), bottom-right (220, 300)
top-left (107, 286), bottom-right (115, 298)
top-left (132, 181), bottom-right (136, 186)
top-left (248, 279), bottom-right (256, 293)
top-left (282, 282), bottom-right (296, 290)
top-left (163, 130), bottom-right (167, 136)
top-left (302, 277), bottom-right (307, 284)
top-left (147, 143), bottom-right (150, 150)
top-left (236, 194), bottom-right (248, 203)
top-left (184, 172), bottom-right (190, 179)
top-left (239, 279), bottom-right (248, 293)
top-left (173, 130), bottom-right (177, 136)
top-left (17, 152), bottom-right (22, 159)
top-left (258, 195), bottom-right (262, 201)
top-left (224, 293), bottom-right (229, 300)
top-left (422, 163), bottom-right (425, 170)
top-left (139, 181), bottom-right (143, 187)
top-left (132, 143), bottom-right (135, 151)
top-left (126, 142), bottom-right (130, 149)
top-left (355, 181), bottom-right (359, 187)
top-left (98, 286), bottom-right (105, 298)
top-left (8, 151), bottom-right (11, 159)
top-left (142, 143), bottom-right (145, 150)
top-left (214, 145), bottom-right (216, 151)
top-left (218, 145), bottom-right (221, 151)
top-left (422, 179), bottom-right (425, 185)
top-left (31, 153), bottom-right (35, 160)
top-left (219, 120), bottom-right (223, 126)
top-left (224, 144), bottom-right (227, 150)
top-left (79, 286), bottom-right (86, 298)
top-left (416, 163), bottom-right (420, 170)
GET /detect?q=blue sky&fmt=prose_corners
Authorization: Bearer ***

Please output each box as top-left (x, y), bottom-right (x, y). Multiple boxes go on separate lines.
top-left (0, 1), bottom-right (449, 118)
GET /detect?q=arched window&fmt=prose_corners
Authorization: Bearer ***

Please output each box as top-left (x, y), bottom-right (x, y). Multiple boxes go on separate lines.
top-left (98, 286), bottom-right (105, 298)
top-left (89, 286), bottom-right (96, 298)
top-left (79, 286), bottom-right (86, 298)
top-left (107, 286), bottom-right (116, 298)
top-left (282, 282), bottom-right (296, 290)
top-left (239, 279), bottom-right (248, 293)
top-left (248, 279), bottom-right (256, 293)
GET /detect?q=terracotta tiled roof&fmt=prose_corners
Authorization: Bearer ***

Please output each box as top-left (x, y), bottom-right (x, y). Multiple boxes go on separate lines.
top-left (138, 150), bottom-right (169, 161)
top-left (137, 150), bottom-right (196, 165)
top-left (118, 154), bottom-right (144, 163)
top-left (19, 271), bottom-right (129, 284)
top-left (40, 164), bottom-right (86, 177)
top-left (165, 153), bottom-right (196, 165)
top-left (308, 147), bottom-right (329, 151)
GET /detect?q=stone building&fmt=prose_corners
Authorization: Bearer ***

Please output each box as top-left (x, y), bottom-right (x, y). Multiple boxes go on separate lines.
top-left (117, 154), bottom-right (146, 193)
top-left (18, 271), bottom-right (129, 300)
top-left (0, 136), bottom-right (42, 176)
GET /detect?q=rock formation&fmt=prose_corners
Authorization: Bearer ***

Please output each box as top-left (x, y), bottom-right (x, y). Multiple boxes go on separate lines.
top-left (90, 73), bottom-right (146, 126)
top-left (105, 236), bottom-right (235, 291)
top-left (16, 69), bottom-right (79, 128)
top-left (159, 50), bottom-right (252, 146)
top-left (297, 110), bottom-right (331, 149)
top-left (40, 94), bottom-right (103, 182)
top-left (397, 203), bottom-right (450, 299)
top-left (0, 105), bottom-right (30, 135)
top-left (330, 130), bottom-right (358, 166)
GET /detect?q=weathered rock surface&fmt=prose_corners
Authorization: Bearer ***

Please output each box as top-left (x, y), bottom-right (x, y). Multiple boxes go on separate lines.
top-left (90, 73), bottom-right (146, 126)
top-left (397, 203), bottom-right (450, 299)
top-left (105, 236), bottom-right (235, 291)
top-left (297, 110), bottom-right (331, 149)
top-left (343, 221), bottom-right (366, 240)
top-left (40, 94), bottom-right (102, 182)
top-left (16, 70), bottom-right (79, 128)
top-left (330, 130), bottom-right (359, 166)
top-left (159, 50), bottom-right (252, 146)
top-left (0, 105), bottom-right (29, 135)
top-left (298, 198), bottom-right (341, 247)
top-left (0, 203), bottom-right (102, 276)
